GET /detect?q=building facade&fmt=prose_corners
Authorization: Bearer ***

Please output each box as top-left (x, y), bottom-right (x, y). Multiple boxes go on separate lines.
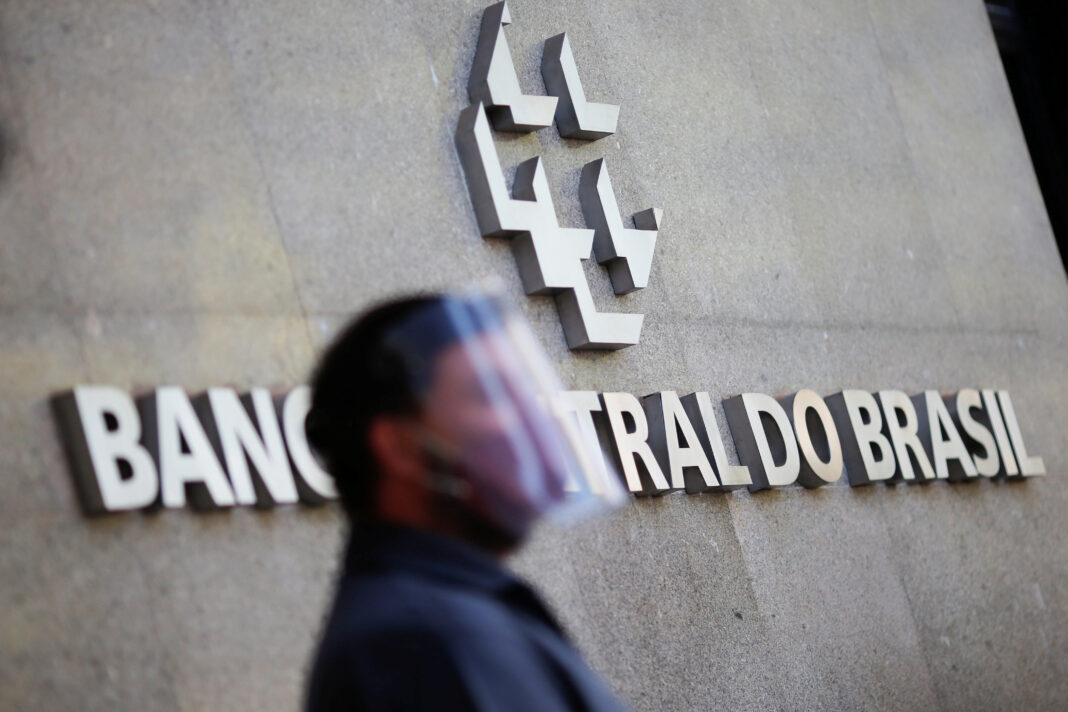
top-left (1, 0), bottom-right (1066, 710)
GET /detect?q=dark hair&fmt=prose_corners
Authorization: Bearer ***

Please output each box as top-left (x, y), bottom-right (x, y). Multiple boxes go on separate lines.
top-left (304, 295), bottom-right (444, 519)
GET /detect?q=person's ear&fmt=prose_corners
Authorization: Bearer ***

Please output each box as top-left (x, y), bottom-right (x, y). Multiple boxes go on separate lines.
top-left (367, 416), bottom-right (424, 482)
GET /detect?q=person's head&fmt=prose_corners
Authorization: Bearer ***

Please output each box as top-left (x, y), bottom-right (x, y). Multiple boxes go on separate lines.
top-left (304, 294), bottom-right (437, 523)
top-left (304, 293), bottom-right (585, 553)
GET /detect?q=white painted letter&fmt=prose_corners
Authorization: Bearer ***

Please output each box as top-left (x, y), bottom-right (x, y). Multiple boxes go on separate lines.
top-left (997, 391), bottom-right (1045, 476)
top-left (826, 390), bottom-right (896, 485)
top-left (206, 388), bottom-right (299, 506)
top-left (643, 391), bottom-right (719, 492)
top-left (154, 387), bottom-right (235, 509)
top-left (600, 392), bottom-right (669, 494)
top-left (981, 389), bottom-right (1020, 476)
top-left (60, 386), bottom-right (159, 513)
top-left (877, 390), bottom-right (936, 482)
top-left (722, 393), bottom-right (799, 492)
top-left (953, 389), bottom-right (1000, 477)
top-left (784, 390), bottom-right (843, 487)
top-left (280, 386), bottom-right (338, 503)
top-left (558, 390), bottom-right (614, 494)
top-left (681, 392), bottom-right (751, 488)
top-left (922, 391), bottom-right (976, 480)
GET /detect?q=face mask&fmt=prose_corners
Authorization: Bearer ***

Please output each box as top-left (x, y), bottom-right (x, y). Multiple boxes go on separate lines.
top-left (381, 290), bottom-right (628, 538)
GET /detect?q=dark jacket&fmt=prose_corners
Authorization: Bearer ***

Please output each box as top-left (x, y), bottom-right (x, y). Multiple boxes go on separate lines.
top-left (305, 523), bottom-right (630, 712)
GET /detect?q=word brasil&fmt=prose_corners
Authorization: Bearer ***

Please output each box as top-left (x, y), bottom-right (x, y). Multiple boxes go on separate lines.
top-left (584, 388), bottom-right (1044, 495)
top-left (54, 386), bottom-right (1044, 515)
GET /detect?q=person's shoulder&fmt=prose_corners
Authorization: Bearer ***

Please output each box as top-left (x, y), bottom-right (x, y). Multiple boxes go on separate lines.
top-left (309, 570), bottom-right (632, 712)
top-left (308, 572), bottom-right (500, 711)
top-left (333, 568), bottom-right (516, 642)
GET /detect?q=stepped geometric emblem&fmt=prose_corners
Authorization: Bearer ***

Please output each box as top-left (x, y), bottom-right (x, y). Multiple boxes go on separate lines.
top-left (456, 1), bottom-right (662, 350)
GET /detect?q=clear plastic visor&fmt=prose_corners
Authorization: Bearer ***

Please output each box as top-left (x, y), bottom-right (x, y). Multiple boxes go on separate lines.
top-left (381, 292), bottom-right (627, 536)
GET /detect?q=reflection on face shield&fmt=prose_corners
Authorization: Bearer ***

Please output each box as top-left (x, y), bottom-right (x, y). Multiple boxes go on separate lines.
top-left (382, 292), bottom-right (626, 539)
top-left (417, 334), bottom-right (570, 536)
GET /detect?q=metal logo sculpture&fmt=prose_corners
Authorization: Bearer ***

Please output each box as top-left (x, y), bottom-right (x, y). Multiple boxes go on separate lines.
top-left (456, 1), bottom-right (662, 350)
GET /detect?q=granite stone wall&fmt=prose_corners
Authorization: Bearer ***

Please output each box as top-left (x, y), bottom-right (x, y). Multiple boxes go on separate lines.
top-left (1, 1), bottom-right (1066, 710)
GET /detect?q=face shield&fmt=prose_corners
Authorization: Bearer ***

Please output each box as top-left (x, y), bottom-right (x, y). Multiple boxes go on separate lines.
top-left (379, 291), bottom-right (628, 539)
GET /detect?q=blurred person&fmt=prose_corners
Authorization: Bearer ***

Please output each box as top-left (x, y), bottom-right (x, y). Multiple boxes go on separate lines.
top-left (303, 291), bottom-right (631, 712)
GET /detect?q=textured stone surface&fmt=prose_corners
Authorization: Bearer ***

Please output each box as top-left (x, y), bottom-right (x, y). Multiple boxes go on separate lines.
top-left (1, 0), bottom-right (1066, 710)
top-left (514, 494), bottom-right (787, 712)
top-left (875, 477), bottom-right (1068, 711)
top-left (729, 485), bottom-right (942, 709)
top-left (1, 1), bottom-right (305, 317)
top-left (866, 0), bottom-right (1068, 336)
top-left (0, 312), bottom-right (88, 519)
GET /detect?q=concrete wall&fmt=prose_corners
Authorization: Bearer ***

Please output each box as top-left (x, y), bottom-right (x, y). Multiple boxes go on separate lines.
top-left (2, 0), bottom-right (1066, 710)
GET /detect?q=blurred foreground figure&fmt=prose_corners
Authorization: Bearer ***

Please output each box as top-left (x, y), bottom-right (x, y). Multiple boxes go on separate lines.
top-left (304, 292), bottom-right (631, 712)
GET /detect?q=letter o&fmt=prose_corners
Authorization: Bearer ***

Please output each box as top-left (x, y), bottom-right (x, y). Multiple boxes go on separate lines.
top-left (790, 390), bottom-right (843, 487)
